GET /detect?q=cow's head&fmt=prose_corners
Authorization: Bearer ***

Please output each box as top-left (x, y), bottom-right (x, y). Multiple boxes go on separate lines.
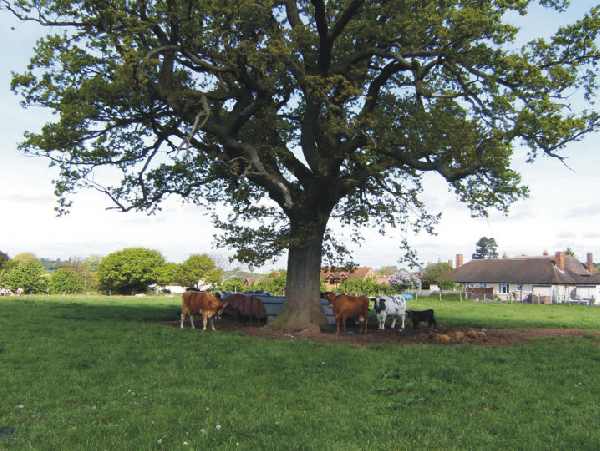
top-left (321, 292), bottom-right (337, 304)
top-left (374, 298), bottom-right (386, 314)
top-left (215, 301), bottom-right (229, 319)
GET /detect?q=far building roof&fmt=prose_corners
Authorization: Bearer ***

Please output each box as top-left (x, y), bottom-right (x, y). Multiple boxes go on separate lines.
top-left (452, 254), bottom-right (600, 285)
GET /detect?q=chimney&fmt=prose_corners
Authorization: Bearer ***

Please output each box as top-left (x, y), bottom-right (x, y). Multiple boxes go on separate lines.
top-left (456, 254), bottom-right (464, 268)
top-left (543, 250), bottom-right (549, 257)
top-left (448, 259), bottom-right (453, 269)
top-left (587, 253), bottom-right (594, 273)
top-left (555, 251), bottom-right (565, 271)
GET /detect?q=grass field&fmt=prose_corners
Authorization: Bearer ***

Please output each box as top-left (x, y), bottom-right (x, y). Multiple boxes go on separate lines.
top-left (2, 295), bottom-right (600, 450)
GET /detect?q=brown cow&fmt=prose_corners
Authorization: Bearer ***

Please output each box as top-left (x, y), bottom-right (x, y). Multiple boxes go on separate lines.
top-left (180, 291), bottom-right (228, 331)
top-left (322, 292), bottom-right (369, 335)
top-left (222, 293), bottom-right (267, 324)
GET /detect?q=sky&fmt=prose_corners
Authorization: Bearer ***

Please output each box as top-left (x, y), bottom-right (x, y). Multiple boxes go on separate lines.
top-left (1, 2), bottom-right (600, 270)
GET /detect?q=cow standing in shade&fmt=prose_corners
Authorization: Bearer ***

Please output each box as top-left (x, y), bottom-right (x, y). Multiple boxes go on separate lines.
top-left (374, 296), bottom-right (407, 330)
top-left (322, 292), bottom-right (369, 335)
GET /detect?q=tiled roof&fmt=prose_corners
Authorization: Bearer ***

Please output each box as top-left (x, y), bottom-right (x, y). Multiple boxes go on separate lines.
top-left (452, 256), bottom-right (600, 285)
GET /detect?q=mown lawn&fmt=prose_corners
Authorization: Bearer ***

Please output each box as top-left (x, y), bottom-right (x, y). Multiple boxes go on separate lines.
top-left (410, 296), bottom-right (600, 329)
top-left (2, 295), bottom-right (600, 450)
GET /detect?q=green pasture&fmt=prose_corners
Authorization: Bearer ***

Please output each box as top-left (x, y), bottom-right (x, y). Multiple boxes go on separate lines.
top-left (2, 295), bottom-right (600, 450)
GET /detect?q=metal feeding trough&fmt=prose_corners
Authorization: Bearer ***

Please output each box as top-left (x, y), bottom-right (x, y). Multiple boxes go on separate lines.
top-left (252, 295), bottom-right (336, 325)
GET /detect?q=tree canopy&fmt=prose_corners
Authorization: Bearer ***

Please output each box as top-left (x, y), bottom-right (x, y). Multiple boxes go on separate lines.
top-left (98, 248), bottom-right (165, 294)
top-left (0, 251), bottom-right (9, 270)
top-left (473, 237), bottom-right (499, 259)
top-left (422, 262), bottom-right (454, 290)
top-left (176, 254), bottom-right (223, 287)
top-left (0, 258), bottom-right (48, 293)
top-left (5, 0), bottom-right (600, 329)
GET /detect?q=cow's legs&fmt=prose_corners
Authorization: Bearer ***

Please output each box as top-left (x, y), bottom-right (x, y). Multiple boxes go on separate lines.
top-left (180, 313), bottom-right (185, 329)
top-left (202, 313), bottom-right (208, 331)
top-left (211, 315), bottom-right (217, 331)
top-left (390, 317), bottom-right (397, 329)
top-left (189, 314), bottom-right (195, 329)
top-left (400, 314), bottom-right (406, 330)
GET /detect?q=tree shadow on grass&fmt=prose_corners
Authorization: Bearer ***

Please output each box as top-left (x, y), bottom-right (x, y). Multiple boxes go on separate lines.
top-left (52, 302), bottom-right (180, 323)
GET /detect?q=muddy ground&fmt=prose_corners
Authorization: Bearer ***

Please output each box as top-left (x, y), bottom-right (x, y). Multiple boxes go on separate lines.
top-left (168, 318), bottom-right (600, 347)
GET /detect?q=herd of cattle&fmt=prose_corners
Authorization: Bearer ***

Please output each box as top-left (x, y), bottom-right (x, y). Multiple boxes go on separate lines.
top-left (180, 289), bottom-right (437, 335)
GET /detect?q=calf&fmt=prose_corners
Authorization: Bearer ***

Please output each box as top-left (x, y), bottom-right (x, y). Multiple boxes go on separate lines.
top-left (407, 309), bottom-right (437, 329)
top-left (373, 296), bottom-right (406, 330)
top-left (180, 291), bottom-right (228, 331)
top-left (322, 292), bottom-right (369, 335)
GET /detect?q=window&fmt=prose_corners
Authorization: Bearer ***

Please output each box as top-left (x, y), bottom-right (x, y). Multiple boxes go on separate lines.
top-left (499, 283), bottom-right (509, 294)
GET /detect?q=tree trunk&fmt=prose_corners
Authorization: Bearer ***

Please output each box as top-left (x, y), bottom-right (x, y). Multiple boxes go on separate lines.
top-left (268, 219), bottom-right (328, 333)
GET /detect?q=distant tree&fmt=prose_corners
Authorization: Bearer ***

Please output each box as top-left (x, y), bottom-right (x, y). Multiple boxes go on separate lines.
top-left (57, 258), bottom-right (100, 292)
top-left (98, 248), bottom-right (165, 294)
top-left (83, 256), bottom-right (102, 273)
top-left (565, 248), bottom-right (576, 257)
top-left (176, 254), bottom-right (223, 288)
top-left (338, 277), bottom-right (393, 297)
top-left (156, 263), bottom-right (181, 286)
top-left (376, 266), bottom-right (399, 276)
top-left (220, 277), bottom-right (247, 293)
top-left (49, 267), bottom-right (85, 294)
top-left (473, 237), bottom-right (499, 260)
top-left (252, 271), bottom-right (288, 296)
top-left (0, 251), bottom-right (9, 270)
top-left (12, 253), bottom-right (39, 264)
top-left (39, 257), bottom-right (64, 272)
top-left (422, 263), bottom-right (455, 290)
top-left (389, 270), bottom-right (420, 292)
top-left (0, 258), bottom-right (48, 293)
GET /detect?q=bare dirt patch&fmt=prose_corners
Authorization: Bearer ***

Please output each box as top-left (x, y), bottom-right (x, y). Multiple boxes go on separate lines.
top-left (166, 318), bottom-right (600, 347)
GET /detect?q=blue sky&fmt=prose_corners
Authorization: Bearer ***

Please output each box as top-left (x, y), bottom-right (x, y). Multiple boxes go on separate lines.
top-left (1, 2), bottom-right (599, 269)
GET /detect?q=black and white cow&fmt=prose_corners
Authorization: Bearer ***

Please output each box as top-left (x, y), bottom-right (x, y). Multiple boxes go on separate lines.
top-left (373, 295), bottom-right (407, 330)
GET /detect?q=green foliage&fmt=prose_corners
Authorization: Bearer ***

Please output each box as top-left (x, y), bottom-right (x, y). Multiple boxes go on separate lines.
top-left (8, 0), bottom-right (600, 272)
top-left (422, 263), bottom-right (455, 290)
top-left (0, 250), bottom-right (9, 270)
top-left (219, 277), bottom-right (247, 293)
top-left (376, 266), bottom-right (399, 276)
top-left (565, 247), bottom-right (576, 257)
top-left (175, 254), bottom-right (223, 287)
top-left (48, 267), bottom-right (85, 294)
top-left (156, 263), bottom-right (180, 286)
top-left (338, 277), bottom-right (393, 296)
top-left (98, 248), bottom-right (165, 294)
top-left (0, 258), bottom-right (48, 293)
top-left (12, 252), bottom-right (39, 265)
top-left (251, 271), bottom-right (287, 296)
top-left (473, 237), bottom-right (499, 259)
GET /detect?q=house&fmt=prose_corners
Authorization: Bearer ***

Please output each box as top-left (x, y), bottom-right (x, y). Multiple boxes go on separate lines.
top-left (452, 251), bottom-right (600, 304)
top-left (320, 266), bottom-right (375, 290)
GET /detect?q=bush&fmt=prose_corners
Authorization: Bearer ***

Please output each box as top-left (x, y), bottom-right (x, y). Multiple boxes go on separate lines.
top-left (251, 271), bottom-right (287, 295)
top-left (338, 277), bottom-right (393, 296)
top-left (422, 262), bottom-right (455, 290)
top-left (176, 254), bottom-right (223, 287)
top-left (98, 248), bottom-right (165, 294)
top-left (219, 277), bottom-right (247, 293)
top-left (49, 268), bottom-right (85, 294)
top-left (0, 259), bottom-right (48, 293)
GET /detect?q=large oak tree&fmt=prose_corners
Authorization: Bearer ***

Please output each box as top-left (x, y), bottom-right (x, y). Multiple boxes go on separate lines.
top-left (4, 0), bottom-right (600, 330)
